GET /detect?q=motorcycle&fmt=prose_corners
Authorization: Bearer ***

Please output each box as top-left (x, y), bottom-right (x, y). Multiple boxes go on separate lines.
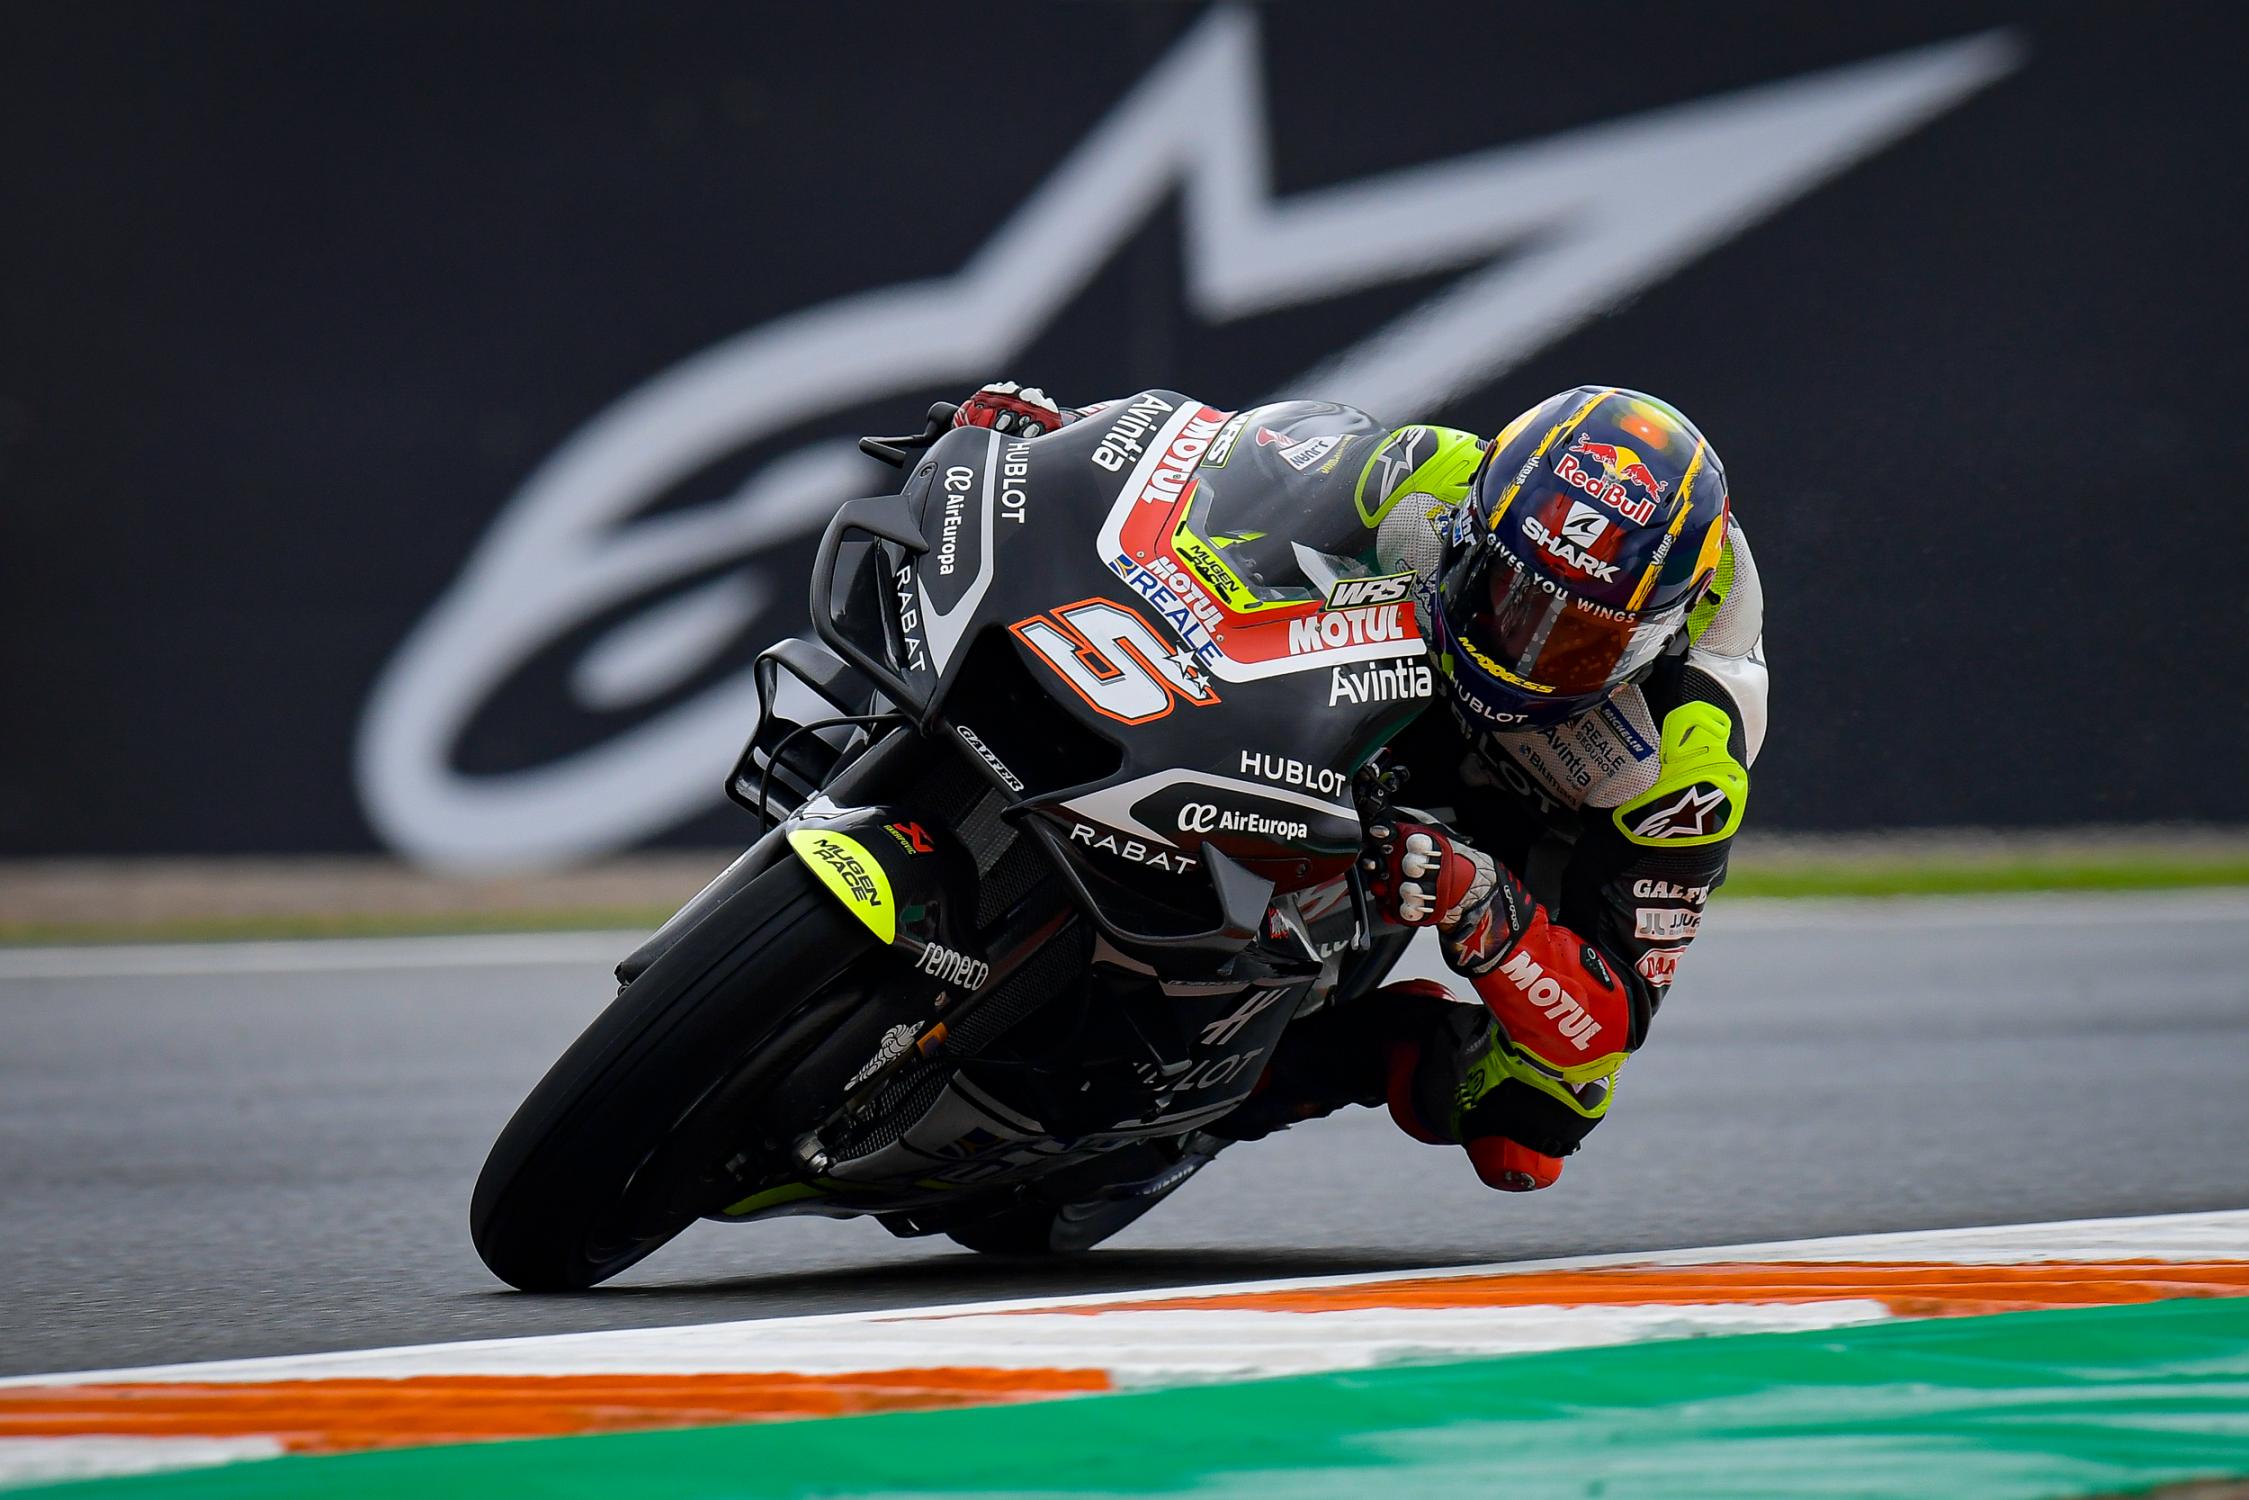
top-left (471, 392), bottom-right (1440, 1291)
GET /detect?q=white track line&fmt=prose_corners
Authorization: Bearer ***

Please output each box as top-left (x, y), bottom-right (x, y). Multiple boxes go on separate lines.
top-left (7, 1305), bottom-right (1901, 1387)
top-left (1707, 889), bottom-right (2249, 930)
top-left (9, 1209), bottom-right (2242, 1389)
top-left (0, 931), bottom-right (644, 981)
top-left (6, 891), bottom-right (2241, 982)
top-left (0, 1439), bottom-right (282, 1488)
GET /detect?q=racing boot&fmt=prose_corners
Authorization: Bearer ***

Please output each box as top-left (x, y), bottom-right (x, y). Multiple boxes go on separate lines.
top-left (1384, 981), bottom-right (1621, 1191)
top-left (1210, 980), bottom-right (1614, 1192)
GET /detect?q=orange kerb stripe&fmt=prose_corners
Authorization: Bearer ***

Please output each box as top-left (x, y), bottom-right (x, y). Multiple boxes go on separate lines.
top-left (0, 1368), bottom-right (1109, 1454)
top-left (1043, 1260), bottom-right (2249, 1318)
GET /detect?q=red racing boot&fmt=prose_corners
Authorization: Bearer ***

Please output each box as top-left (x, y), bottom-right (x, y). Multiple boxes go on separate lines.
top-left (1379, 980), bottom-right (1598, 1191)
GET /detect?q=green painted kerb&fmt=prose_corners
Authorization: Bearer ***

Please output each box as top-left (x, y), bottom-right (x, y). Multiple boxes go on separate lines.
top-left (29, 1298), bottom-right (2249, 1499)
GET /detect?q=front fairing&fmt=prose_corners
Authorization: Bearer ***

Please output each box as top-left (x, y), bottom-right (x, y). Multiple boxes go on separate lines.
top-left (834, 391), bottom-right (1437, 934)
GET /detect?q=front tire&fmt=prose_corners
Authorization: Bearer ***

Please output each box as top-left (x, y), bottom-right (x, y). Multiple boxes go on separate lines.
top-left (470, 858), bottom-right (870, 1291)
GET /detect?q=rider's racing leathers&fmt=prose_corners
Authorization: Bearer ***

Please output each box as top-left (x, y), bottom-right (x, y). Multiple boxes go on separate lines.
top-left (959, 387), bottom-right (1769, 1190)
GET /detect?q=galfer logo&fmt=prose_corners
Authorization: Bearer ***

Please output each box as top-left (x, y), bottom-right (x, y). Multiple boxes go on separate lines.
top-left (356, 9), bottom-right (2018, 869)
top-left (954, 723), bottom-right (1024, 792)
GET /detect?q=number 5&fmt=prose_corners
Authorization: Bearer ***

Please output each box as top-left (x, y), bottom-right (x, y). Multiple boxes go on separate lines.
top-left (1010, 599), bottom-right (1220, 724)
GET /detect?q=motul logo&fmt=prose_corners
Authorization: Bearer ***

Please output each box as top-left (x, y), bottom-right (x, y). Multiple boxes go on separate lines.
top-left (1497, 950), bottom-right (1602, 1052)
top-left (1132, 406), bottom-right (1230, 504)
top-left (1286, 603), bottom-right (1404, 654)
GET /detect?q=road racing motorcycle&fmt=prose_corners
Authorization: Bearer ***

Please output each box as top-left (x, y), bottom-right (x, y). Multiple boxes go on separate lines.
top-left (472, 394), bottom-right (1440, 1290)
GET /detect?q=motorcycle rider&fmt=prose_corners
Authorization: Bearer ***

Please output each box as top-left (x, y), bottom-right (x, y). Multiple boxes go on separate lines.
top-left (951, 380), bottom-right (1766, 1193)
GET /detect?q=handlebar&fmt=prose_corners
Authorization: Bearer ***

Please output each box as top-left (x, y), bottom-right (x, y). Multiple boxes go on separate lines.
top-left (859, 402), bottom-right (962, 468)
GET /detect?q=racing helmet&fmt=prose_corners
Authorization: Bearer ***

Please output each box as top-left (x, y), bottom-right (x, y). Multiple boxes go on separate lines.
top-left (1428, 386), bottom-right (1730, 732)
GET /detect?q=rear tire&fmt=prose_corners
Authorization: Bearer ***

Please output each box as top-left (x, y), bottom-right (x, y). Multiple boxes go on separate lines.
top-left (470, 859), bottom-right (870, 1291)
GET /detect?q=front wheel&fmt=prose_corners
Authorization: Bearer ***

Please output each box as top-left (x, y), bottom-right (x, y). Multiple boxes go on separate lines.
top-left (470, 858), bottom-right (872, 1291)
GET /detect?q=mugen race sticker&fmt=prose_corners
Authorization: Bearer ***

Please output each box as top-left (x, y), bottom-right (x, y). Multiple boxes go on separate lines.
top-left (788, 828), bottom-right (896, 942)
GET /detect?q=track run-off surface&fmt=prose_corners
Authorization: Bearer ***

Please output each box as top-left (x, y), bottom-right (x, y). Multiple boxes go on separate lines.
top-left (2, 892), bottom-right (2245, 1379)
top-left (6, 1213), bottom-right (2249, 1495)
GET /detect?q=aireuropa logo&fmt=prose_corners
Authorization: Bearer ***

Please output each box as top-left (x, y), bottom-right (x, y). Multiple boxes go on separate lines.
top-left (357, 10), bottom-right (2018, 870)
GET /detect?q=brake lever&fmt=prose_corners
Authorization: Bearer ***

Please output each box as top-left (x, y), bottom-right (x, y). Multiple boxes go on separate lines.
top-left (858, 402), bottom-right (964, 467)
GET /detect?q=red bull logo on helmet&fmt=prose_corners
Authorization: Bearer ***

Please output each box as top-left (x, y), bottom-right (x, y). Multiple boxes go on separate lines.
top-left (1554, 435), bottom-right (1667, 525)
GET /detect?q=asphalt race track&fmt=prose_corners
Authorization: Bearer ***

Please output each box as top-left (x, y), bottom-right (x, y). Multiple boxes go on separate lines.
top-left (3, 893), bottom-right (2245, 1378)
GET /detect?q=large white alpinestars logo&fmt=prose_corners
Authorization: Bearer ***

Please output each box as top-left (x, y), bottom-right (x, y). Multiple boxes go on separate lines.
top-left (357, 10), bottom-right (2016, 870)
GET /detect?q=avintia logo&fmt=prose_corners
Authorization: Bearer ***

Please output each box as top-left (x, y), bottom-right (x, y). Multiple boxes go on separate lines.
top-left (1329, 660), bottom-right (1432, 707)
top-left (356, 10), bottom-right (2018, 870)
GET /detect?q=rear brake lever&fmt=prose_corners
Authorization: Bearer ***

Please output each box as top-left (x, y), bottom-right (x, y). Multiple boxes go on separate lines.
top-left (859, 402), bottom-right (964, 467)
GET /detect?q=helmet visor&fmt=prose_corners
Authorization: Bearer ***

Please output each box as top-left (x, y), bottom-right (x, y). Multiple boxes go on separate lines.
top-left (1460, 548), bottom-right (1685, 698)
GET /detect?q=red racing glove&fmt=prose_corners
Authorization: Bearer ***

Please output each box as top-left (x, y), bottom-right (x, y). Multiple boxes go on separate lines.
top-left (1364, 820), bottom-right (1513, 945)
top-left (952, 381), bottom-right (1069, 437)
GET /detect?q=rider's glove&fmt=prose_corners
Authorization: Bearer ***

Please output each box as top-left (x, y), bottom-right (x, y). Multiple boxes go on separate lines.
top-left (1364, 820), bottom-right (1527, 972)
top-left (953, 381), bottom-right (1068, 437)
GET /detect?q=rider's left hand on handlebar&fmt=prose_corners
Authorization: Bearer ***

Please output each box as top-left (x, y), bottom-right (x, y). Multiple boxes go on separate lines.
top-left (953, 381), bottom-right (1067, 437)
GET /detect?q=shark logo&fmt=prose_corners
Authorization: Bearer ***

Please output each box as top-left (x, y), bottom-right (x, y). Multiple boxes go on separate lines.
top-left (1560, 503), bottom-right (1609, 550)
top-left (357, 9), bottom-right (2018, 869)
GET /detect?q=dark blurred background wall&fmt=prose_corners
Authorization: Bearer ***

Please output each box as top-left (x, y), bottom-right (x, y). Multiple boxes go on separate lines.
top-left (4, 2), bottom-right (2244, 868)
